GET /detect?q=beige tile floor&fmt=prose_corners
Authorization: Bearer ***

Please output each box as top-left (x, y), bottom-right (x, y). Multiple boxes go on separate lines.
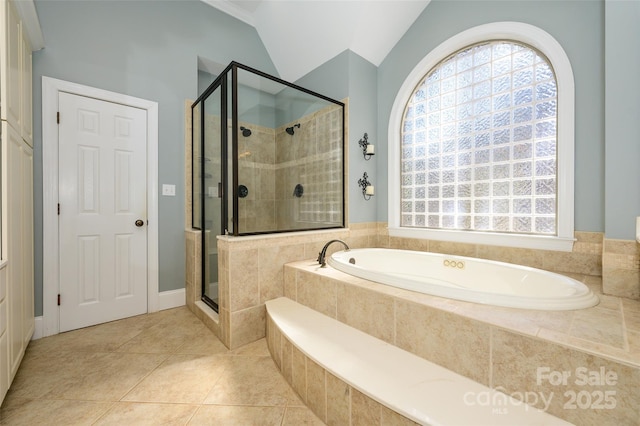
top-left (0, 307), bottom-right (324, 425)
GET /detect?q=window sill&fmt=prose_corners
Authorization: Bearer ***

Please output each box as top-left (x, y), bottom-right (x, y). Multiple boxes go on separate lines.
top-left (388, 227), bottom-right (575, 252)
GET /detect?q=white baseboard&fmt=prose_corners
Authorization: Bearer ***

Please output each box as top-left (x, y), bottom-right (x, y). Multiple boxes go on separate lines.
top-left (31, 289), bottom-right (185, 341)
top-left (157, 288), bottom-right (186, 311)
top-left (32, 316), bottom-right (44, 340)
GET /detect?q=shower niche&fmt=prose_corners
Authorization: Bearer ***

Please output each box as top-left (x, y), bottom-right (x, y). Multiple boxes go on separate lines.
top-left (192, 62), bottom-right (345, 311)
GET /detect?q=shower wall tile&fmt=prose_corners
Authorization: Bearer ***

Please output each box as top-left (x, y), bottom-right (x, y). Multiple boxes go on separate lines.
top-left (300, 117), bottom-right (317, 158)
top-left (275, 104), bottom-right (344, 230)
top-left (274, 168), bottom-right (287, 200)
top-left (256, 200), bottom-right (277, 231)
top-left (276, 130), bottom-right (294, 164)
top-left (257, 168), bottom-right (276, 201)
top-left (238, 199), bottom-right (254, 232)
top-left (236, 124), bottom-right (277, 234)
top-left (238, 163), bottom-right (256, 200)
top-left (239, 122), bottom-right (275, 165)
top-left (603, 239), bottom-right (640, 299)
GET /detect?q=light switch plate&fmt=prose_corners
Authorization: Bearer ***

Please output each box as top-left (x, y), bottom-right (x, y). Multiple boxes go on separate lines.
top-left (162, 184), bottom-right (176, 196)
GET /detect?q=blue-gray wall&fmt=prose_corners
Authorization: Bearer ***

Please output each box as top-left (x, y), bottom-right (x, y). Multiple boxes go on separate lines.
top-left (605, 0), bottom-right (640, 239)
top-left (295, 50), bottom-right (379, 224)
top-left (30, 0), bottom-right (640, 317)
top-left (197, 70), bottom-right (216, 100)
top-left (376, 0), bottom-right (605, 232)
top-left (32, 0), bottom-right (277, 316)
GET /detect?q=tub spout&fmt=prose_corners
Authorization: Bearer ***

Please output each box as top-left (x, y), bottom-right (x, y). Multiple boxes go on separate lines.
top-left (317, 239), bottom-right (350, 268)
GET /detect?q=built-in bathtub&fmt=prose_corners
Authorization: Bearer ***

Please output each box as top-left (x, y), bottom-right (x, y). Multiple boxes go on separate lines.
top-left (328, 248), bottom-right (599, 310)
top-left (266, 297), bottom-right (571, 426)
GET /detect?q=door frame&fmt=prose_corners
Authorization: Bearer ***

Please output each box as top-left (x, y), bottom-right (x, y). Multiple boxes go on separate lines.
top-left (41, 76), bottom-right (159, 337)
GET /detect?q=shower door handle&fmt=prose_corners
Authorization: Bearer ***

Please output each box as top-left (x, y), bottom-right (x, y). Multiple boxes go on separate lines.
top-left (218, 182), bottom-right (223, 198)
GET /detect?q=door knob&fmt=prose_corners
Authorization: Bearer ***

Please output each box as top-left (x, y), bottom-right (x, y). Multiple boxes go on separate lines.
top-left (135, 219), bottom-right (144, 227)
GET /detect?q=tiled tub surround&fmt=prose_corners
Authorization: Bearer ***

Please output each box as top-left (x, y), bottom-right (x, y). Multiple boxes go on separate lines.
top-left (185, 224), bottom-right (381, 349)
top-left (283, 259), bottom-right (640, 425)
top-left (266, 297), bottom-right (571, 426)
top-left (603, 239), bottom-right (640, 299)
top-left (186, 226), bottom-right (616, 350)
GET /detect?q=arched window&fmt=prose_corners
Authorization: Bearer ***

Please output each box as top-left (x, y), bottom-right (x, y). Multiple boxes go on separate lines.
top-left (388, 22), bottom-right (575, 251)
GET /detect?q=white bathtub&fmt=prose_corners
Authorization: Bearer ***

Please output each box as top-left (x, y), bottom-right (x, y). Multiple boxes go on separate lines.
top-left (328, 248), bottom-right (599, 310)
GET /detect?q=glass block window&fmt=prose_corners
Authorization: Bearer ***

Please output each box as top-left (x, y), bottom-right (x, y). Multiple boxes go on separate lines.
top-left (401, 41), bottom-right (557, 235)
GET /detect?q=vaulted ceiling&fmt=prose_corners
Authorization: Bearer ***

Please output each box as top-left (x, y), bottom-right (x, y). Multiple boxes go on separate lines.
top-left (201, 0), bottom-right (430, 81)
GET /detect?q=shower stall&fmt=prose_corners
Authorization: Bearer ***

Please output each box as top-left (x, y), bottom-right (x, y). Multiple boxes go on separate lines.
top-left (191, 62), bottom-right (346, 311)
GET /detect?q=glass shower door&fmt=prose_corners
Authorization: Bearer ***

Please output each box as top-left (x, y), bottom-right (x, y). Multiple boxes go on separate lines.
top-left (201, 80), bottom-right (224, 310)
top-left (192, 61), bottom-right (345, 312)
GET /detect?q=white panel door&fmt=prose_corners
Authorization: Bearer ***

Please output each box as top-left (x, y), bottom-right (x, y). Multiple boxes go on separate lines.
top-left (59, 92), bottom-right (148, 332)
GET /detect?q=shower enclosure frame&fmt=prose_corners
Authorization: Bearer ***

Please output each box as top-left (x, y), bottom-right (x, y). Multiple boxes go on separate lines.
top-left (192, 61), bottom-right (346, 312)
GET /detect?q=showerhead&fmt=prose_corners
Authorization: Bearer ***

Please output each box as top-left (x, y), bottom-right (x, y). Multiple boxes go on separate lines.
top-left (240, 126), bottom-right (252, 137)
top-left (285, 123), bottom-right (301, 135)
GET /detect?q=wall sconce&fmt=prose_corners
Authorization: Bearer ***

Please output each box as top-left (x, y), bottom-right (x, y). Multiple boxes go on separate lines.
top-left (358, 172), bottom-right (374, 201)
top-left (358, 133), bottom-right (375, 160)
